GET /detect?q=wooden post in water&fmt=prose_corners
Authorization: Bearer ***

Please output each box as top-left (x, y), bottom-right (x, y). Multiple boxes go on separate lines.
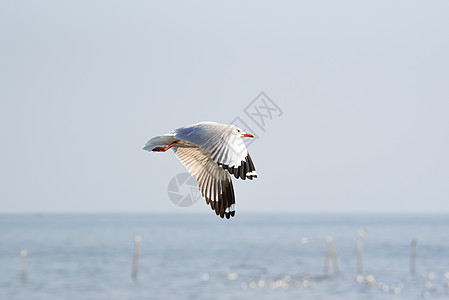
top-left (323, 236), bottom-right (340, 276)
top-left (20, 250), bottom-right (28, 284)
top-left (132, 236), bottom-right (142, 281)
top-left (410, 239), bottom-right (417, 275)
top-left (357, 229), bottom-right (367, 279)
top-left (330, 239), bottom-right (339, 274)
top-left (323, 236), bottom-right (331, 275)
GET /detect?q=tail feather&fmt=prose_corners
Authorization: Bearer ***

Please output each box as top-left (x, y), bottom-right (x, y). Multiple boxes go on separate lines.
top-left (143, 134), bottom-right (177, 151)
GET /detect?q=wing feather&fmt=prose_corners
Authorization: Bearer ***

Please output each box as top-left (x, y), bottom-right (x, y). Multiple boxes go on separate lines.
top-left (173, 147), bottom-right (235, 219)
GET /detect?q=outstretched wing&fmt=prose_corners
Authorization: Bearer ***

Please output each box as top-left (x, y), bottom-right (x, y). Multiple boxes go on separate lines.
top-left (172, 147), bottom-right (235, 219)
top-left (174, 122), bottom-right (257, 180)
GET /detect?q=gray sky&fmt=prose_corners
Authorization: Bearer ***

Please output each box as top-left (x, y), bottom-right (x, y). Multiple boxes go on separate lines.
top-left (1, 1), bottom-right (448, 214)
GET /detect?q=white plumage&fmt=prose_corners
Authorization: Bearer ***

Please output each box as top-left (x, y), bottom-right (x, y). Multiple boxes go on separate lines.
top-left (143, 121), bottom-right (257, 219)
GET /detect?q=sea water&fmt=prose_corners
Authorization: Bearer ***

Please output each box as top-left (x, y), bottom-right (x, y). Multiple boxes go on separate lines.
top-left (1, 213), bottom-right (448, 300)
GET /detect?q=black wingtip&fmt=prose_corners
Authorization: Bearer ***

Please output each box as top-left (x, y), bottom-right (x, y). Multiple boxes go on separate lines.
top-left (219, 153), bottom-right (257, 180)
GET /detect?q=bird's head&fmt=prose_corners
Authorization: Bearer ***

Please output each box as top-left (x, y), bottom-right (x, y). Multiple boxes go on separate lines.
top-left (236, 127), bottom-right (254, 138)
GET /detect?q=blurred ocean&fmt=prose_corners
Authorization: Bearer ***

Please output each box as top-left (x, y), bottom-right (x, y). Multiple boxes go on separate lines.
top-left (1, 213), bottom-right (449, 300)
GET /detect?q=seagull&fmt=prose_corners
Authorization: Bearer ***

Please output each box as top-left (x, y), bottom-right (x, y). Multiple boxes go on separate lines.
top-left (143, 121), bottom-right (257, 219)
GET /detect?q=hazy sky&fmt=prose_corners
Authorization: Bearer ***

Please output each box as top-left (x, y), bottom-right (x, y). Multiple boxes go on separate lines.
top-left (1, 1), bottom-right (448, 214)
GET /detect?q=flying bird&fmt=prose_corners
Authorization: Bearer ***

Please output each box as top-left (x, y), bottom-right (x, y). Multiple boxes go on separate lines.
top-left (143, 121), bottom-right (257, 219)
